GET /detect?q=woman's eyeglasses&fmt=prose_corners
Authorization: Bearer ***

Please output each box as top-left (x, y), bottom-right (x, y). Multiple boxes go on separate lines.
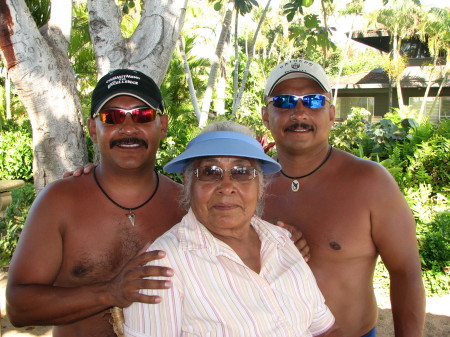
top-left (194, 165), bottom-right (259, 182)
top-left (93, 107), bottom-right (161, 124)
top-left (266, 94), bottom-right (330, 109)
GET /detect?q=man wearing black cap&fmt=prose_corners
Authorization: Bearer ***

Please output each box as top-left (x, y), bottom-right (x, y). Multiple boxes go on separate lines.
top-left (6, 69), bottom-right (186, 337)
top-left (261, 59), bottom-right (425, 337)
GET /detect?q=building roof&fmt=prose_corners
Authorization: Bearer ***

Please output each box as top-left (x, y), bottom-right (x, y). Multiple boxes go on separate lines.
top-left (331, 66), bottom-right (450, 89)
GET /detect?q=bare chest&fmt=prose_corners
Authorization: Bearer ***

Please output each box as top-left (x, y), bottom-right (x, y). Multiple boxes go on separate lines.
top-left (56, 201), bottom-right (179, 286)
top-left (263, 177), bottom-right (376, 259)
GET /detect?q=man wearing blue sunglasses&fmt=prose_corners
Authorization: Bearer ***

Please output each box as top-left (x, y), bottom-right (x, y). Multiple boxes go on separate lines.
top-left (261, 59), bottom-right (425, 337)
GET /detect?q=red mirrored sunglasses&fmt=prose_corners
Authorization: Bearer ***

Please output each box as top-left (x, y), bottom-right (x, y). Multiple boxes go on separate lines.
top-left (93, 107), bottom-right (161, 124)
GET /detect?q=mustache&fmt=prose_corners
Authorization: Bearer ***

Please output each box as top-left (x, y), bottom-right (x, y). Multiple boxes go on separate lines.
top-left (110, 137), bottom-right (148, 148)
top-left (284, 123), bottom-right (314, 132)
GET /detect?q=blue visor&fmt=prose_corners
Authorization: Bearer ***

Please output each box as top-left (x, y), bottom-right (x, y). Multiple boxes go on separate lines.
top-left (164, 131), bottom-right (280, 175)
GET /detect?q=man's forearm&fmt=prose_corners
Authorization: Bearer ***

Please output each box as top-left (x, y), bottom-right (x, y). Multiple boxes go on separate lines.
top-left (390, 272), bottom-right (425, 337)
top-left (6, 282), bottom-right (114, 327)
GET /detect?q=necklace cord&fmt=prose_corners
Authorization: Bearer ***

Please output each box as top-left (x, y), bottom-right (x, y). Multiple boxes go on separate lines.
top-left (279, 145), bottom-right (333, 180)
top-left (93, 166), bottom-right (160, 211)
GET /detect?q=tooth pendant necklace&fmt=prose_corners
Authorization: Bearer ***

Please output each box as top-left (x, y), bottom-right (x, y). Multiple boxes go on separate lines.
top-left (93, 166), bottom-right (159, 226)
top-left (279, 145), bottom-right (333, 192)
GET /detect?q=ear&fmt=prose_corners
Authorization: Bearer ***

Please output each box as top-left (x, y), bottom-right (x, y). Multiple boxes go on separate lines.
top-left (159, 114), bottom-right (169, 139)
top-left (87, 118), bottom-right (98, 144)
top-left (328, 104), bottom-right (336, 129)
top-left (261, 106), bottom-right (270, 129)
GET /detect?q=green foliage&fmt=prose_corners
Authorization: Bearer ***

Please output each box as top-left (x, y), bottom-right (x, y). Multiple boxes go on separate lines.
top-left (422, 267), bottom-right (450, 296)
top-left (330, 107), bottom-right (371, 157)
top-left (235, 0), bottom-right (259, 15)
top-left (0, 184), bottom-right (35, 265)
top-left (283, 0), bottom-right (315, 21)
top-left (158, 113), bottom-right (198, 184)
top-left (69, 2), bottom-right (97, 116)
top-left (0, 120), bottom-right (33, 181)
top-left (25, 0), bottom-right (50, 28)
top-left (365, 117), bottom-right (418, 159)
top-left (341, 50), bottom-right (387, 76)
top-left (119, 0), bottom-right (136, 14)
top-left (418, 210), bottom-right (450, 270)
top-left (289, 14), bottom-right (337, 57)
top-left (409, 135), bottom-right (450, 192)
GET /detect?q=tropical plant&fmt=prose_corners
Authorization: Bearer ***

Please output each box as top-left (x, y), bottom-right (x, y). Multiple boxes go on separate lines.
top-left (375, 0), bottom-right (424, 109)
top-left (0, 184), bottom-right (35, 264)
top-left (0, 119), bottom-right (33, 181)
top-left (417, 7), bottom-right (450, 122)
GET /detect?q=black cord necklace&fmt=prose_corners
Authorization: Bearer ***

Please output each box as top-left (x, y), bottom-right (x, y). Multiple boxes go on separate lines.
top-left (279, 145), bottom-right (333, 192)
top-left (93, 166), bottom-right (159, 226)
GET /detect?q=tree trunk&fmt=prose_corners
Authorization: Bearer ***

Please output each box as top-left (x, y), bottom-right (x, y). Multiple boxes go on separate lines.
top-left (232, 0), bottom-right (271, 115)
top-left (418, 59), bottom-right (438, 123)
top-left (428, 69), bottom-right (448, 121)
top-left (179, 37), bottom-right (201, 121)
top-left (333, 17), bottom-right (355, 106)
top-left (392, 30), bottom-right (404, 110)
top-left (0, 0), bottom-right (187, 193)
top-left (0, 0), bottom-right (87, 194)
top-left (200, 0), bottom-right (234, 127)
top-left (320, 0), bottom-right (329, 65)
top-left (88, 0), bottom-right (187, 84)
top-left (233, 10), bottom-right (239, 105)
top-left (5, 69), bottom-right (11, 119)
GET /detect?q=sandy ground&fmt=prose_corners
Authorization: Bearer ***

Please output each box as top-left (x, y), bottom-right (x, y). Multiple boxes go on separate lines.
top-left (1, 270), bottom-right (449, 336)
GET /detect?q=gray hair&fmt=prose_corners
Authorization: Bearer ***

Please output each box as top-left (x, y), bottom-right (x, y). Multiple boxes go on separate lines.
top-left (199, 120), bottom-right (256, 137)
top-left (179, 121), bottom-right (268, 216)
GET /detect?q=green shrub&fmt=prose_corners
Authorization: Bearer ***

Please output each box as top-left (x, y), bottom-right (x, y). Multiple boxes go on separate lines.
top-left (330, 107), bottom-right (371, 157)
top-left (0, 183), bottom-right (35, 265)
top-left (408, 135), bottom-right (450, 193)
top-left (422, 267), bottom-right (450, 296)
top-left (0, 120), bottom-right (33, 181)
top-left (418, 209), bottom-right (450, 271)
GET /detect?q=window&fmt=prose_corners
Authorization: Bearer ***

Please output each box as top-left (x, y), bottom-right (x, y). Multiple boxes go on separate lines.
top-left (335, 97), bottom-right (374, 121)
top-left (409, 97), bottom-right (450, 123)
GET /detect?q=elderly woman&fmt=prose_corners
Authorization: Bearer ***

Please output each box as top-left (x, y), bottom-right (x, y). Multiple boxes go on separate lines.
top-left (123, 121), bottom-right (343, 337)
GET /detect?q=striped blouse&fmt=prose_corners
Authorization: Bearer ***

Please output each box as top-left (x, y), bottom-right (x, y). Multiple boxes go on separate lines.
top-left (123, 209), bottom-right (334, 337)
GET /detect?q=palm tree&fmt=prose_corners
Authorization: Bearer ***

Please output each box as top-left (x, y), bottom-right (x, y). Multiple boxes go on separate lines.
top-left (375, 0), bottom-right (423, 110)
top-left (417, 7), bottom-right (450, 122)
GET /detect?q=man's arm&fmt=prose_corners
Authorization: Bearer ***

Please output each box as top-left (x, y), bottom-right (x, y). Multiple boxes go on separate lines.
top-left (6, 183), bottom-right (172, 327)
top-left (7, 251), bottom-right (172, 326)
top-left (370, 166), bottom-right (425, 337)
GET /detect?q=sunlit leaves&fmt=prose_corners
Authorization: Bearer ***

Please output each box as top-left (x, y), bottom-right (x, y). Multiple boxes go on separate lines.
top-left (289, 14), bottom-right (336, 56)
top-left (120, 0), bottom-right (135, 14)
top-left (25, 0), bottom-right (51, 28)
top-left (283, 0), bottom-right (315, 22)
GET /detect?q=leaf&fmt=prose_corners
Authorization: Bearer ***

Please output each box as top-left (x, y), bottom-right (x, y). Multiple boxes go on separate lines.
top-left (304, 14), bottom-right (320, 29)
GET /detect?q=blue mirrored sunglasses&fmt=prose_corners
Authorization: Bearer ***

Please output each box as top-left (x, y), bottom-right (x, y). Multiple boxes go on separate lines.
top-left (266, 94), bottom-right (330, 109)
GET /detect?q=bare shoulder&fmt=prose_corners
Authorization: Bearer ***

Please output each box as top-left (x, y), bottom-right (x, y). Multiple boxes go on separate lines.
top-left (154, 173), bottom-right (185, 221)
top-left (32, 175), bottom-right (93, 208)
top-left (157, 173), bottom-right (183, 193)
top-left (333, 148), bottom-right (396, 185)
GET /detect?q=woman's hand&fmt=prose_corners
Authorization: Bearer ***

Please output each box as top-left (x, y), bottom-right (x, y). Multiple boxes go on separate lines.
top-left (62, 163), bottom-right (96, 178)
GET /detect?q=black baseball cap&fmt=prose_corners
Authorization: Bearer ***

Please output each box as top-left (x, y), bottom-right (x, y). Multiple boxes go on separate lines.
top-left (90, 69), bottom-right (164, 117)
